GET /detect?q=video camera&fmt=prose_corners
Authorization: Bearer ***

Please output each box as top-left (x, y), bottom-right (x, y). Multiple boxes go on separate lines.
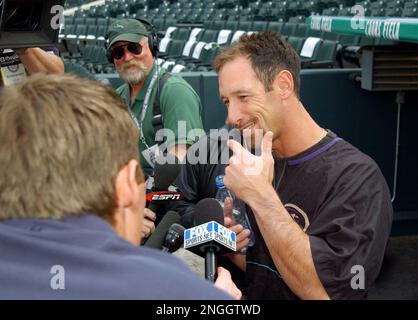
top-left (0, 0), bottom-right (65, 49)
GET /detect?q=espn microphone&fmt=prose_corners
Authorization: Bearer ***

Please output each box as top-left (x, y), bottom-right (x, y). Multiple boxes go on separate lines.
top-left (144, 211), bottom-right (180, 249)
top-left (184, 198), bottom-right (236, 282)
top-left (162, 223), bottom-right (185, 253)
top-left (154, 153), bottom-right (181, 190)
top-left (146, 154), bottom-right (182, 213)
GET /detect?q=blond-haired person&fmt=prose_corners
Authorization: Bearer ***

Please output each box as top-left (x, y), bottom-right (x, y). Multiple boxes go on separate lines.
top-left (0, 74), bottom-right (240, 299)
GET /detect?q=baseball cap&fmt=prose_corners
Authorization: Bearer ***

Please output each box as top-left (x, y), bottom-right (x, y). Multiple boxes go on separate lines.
top-left (106, 19), bottom-right (149, 48)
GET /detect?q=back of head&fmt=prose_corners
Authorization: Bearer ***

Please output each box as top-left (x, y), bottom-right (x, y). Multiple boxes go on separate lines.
top-left (0, 73), bottom-right (141, 221)
top-left (213, 30), bottom-right (301, 97)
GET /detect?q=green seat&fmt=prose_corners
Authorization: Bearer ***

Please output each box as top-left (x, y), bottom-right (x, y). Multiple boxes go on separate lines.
top-left (308, 28), bottom-right (323, 38)
top-left (64, 61), bottom-right (95, 80)
top-left (252, 21), bottom-right (267, 31)
top-left (323, 32), bottom-right (340, 41)
top-left (165, 40), bottom-right (186, 58)
top-left (225, 20), bottom-right (238, 30)
top-left (212, 20), bottom-right (225, 30)
top-left (282, 23), bottom-right (297, 37)
top-left (85, 18), bottom-right (96, 26)
top-left (153, 18), bottom-right (165, 32)
top-left (238, 20), bottom-right (252, 31)
top-left (164, 19), bottom-right (177, 30)
top-left (203, 20), bottom-right (213, 29)
top-left (200, 30), bottom-right (219, 43)
top-left (267, 22), bottom-right (283, 33)
top-left (294, 23), bottom-right (308, 38)
top-left (306, 40), bottom-right (338, 68)
top-left (287, 36), bottom-right (305, 54)
top-left (74, 17), bottom-right (85, 25)
top-left (173, 28), bottom-right (191, 41)
top-left (97, 18), bottom-right (108, 27)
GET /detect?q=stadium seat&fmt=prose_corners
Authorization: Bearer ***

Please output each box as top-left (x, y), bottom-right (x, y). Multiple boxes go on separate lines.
top-left (238, 20), bottom-right (253, 31)
top-left (173, 28), bottom-right (191, 41)
top-left (188, 28), bottom-right (204, 42)
top-left (252, 21), bottom-right (268, 32)
top-left (225, 20), bottom-right (239, 30)
top-left (158, 38), bottom-right (173, 58)
top-left (308, 40), bottom-right (338, 68)
top-left (287, 36), bottom-right (305, 54)
top-left (213, 20), bottom-right (226, 30)
top-left (203, 21), bottom-right (213, 30)
top-left (294, 23), bottom-right (308, 38)
top-left (217, 30), bottom-right (233, 46)
top-left (267, 22), bottom-right (283, 34)
top-left (282, 23), bottom-right (297, 37)
top-left (153, 19), bottom-right (165, 32)
top-left (62, 0), bottom-right (405, 76)
top-left (230, 30), bottom-right (246, 43)
top-left (300, 37), bottom-right (322, 60)
top-left (200, 30), bottom-right (219, 43)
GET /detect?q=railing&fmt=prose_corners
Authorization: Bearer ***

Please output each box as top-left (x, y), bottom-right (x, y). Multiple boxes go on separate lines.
top-left (307, 15), bottom-right (418, 44)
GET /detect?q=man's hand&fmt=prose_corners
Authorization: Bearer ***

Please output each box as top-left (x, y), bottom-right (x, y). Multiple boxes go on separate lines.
top-left (214, 267), bottom-right (242, 300)
top-left (223, 197), bottom-right (249, 271)
top-left (224, 131), bottom-right (274, 203)
top-left (223, 197), bottom-right (250, 252)
top-left (15, 47), bottom-right (64, 74)
top-left (142, 208), bottom-right (156, 238)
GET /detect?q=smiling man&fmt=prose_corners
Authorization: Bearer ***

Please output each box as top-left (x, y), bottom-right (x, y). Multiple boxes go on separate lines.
top-left (213, 31), bottom-right (393, 300)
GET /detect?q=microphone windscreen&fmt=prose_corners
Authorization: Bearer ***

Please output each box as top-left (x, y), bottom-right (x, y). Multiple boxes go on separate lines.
top-left (193, 198), bottom-right (224, 226)
top-left (154, 154), bottom-right (182, 190)
top-left (167, 223), bottom-right (186, 235)
top-left (144, 211), bottom-right (180, 249)
top-left (163, 223), bottom-right (185, 253)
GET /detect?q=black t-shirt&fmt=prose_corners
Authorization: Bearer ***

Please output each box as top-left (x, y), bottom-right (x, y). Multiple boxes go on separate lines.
top-left (246, 131), bottom-right (393, 299)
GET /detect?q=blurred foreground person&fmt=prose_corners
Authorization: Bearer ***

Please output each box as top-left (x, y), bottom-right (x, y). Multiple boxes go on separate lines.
top-left (0, 74), bottom-right (240, 300)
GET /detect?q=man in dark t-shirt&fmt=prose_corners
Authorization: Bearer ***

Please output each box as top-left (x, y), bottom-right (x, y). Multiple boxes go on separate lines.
top-left (209, 31), bottom-right (393, 299)
top-left (245, 131), bottom-right (392, 299)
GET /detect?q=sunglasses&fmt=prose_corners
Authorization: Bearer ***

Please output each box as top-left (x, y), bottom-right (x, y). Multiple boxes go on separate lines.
top-left (110, 43), bottom-right (143, 60)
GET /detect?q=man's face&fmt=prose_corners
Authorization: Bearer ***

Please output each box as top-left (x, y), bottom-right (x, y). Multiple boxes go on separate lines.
top-left (112, 39), bottom-right (151, 86)
top-left (218, 56), bottom-right (282, 149)
top-left (129, 182), bottom-right (146, 246)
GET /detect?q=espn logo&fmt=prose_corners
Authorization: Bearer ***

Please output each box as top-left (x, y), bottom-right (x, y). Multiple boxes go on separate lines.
top-left (146, 191), bottom-right (181, 202)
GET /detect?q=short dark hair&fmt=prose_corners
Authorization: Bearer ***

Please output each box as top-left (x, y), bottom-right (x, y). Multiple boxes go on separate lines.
top-left (213, 31), bottom-right (301, 97)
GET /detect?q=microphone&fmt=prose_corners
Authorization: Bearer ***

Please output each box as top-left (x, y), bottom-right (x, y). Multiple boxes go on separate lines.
top-left (154, 153), bottom-right (181, 190)
top-left (162, 223), bottom-right (185, 253)
top-left (184, 198), bottom-right (236, 282)
top-left (146, 154), bottom-right (182, 213)
top-left (144, 211), bottom-right (180, 249)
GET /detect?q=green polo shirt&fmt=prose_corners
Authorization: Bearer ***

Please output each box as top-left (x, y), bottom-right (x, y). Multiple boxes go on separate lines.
top-left (116, 64), bottom-right (204, 169)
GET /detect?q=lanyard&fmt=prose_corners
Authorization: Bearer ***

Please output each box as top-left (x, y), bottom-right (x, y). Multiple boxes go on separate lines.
top-left (129, 63), bottom-right (159, 150)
